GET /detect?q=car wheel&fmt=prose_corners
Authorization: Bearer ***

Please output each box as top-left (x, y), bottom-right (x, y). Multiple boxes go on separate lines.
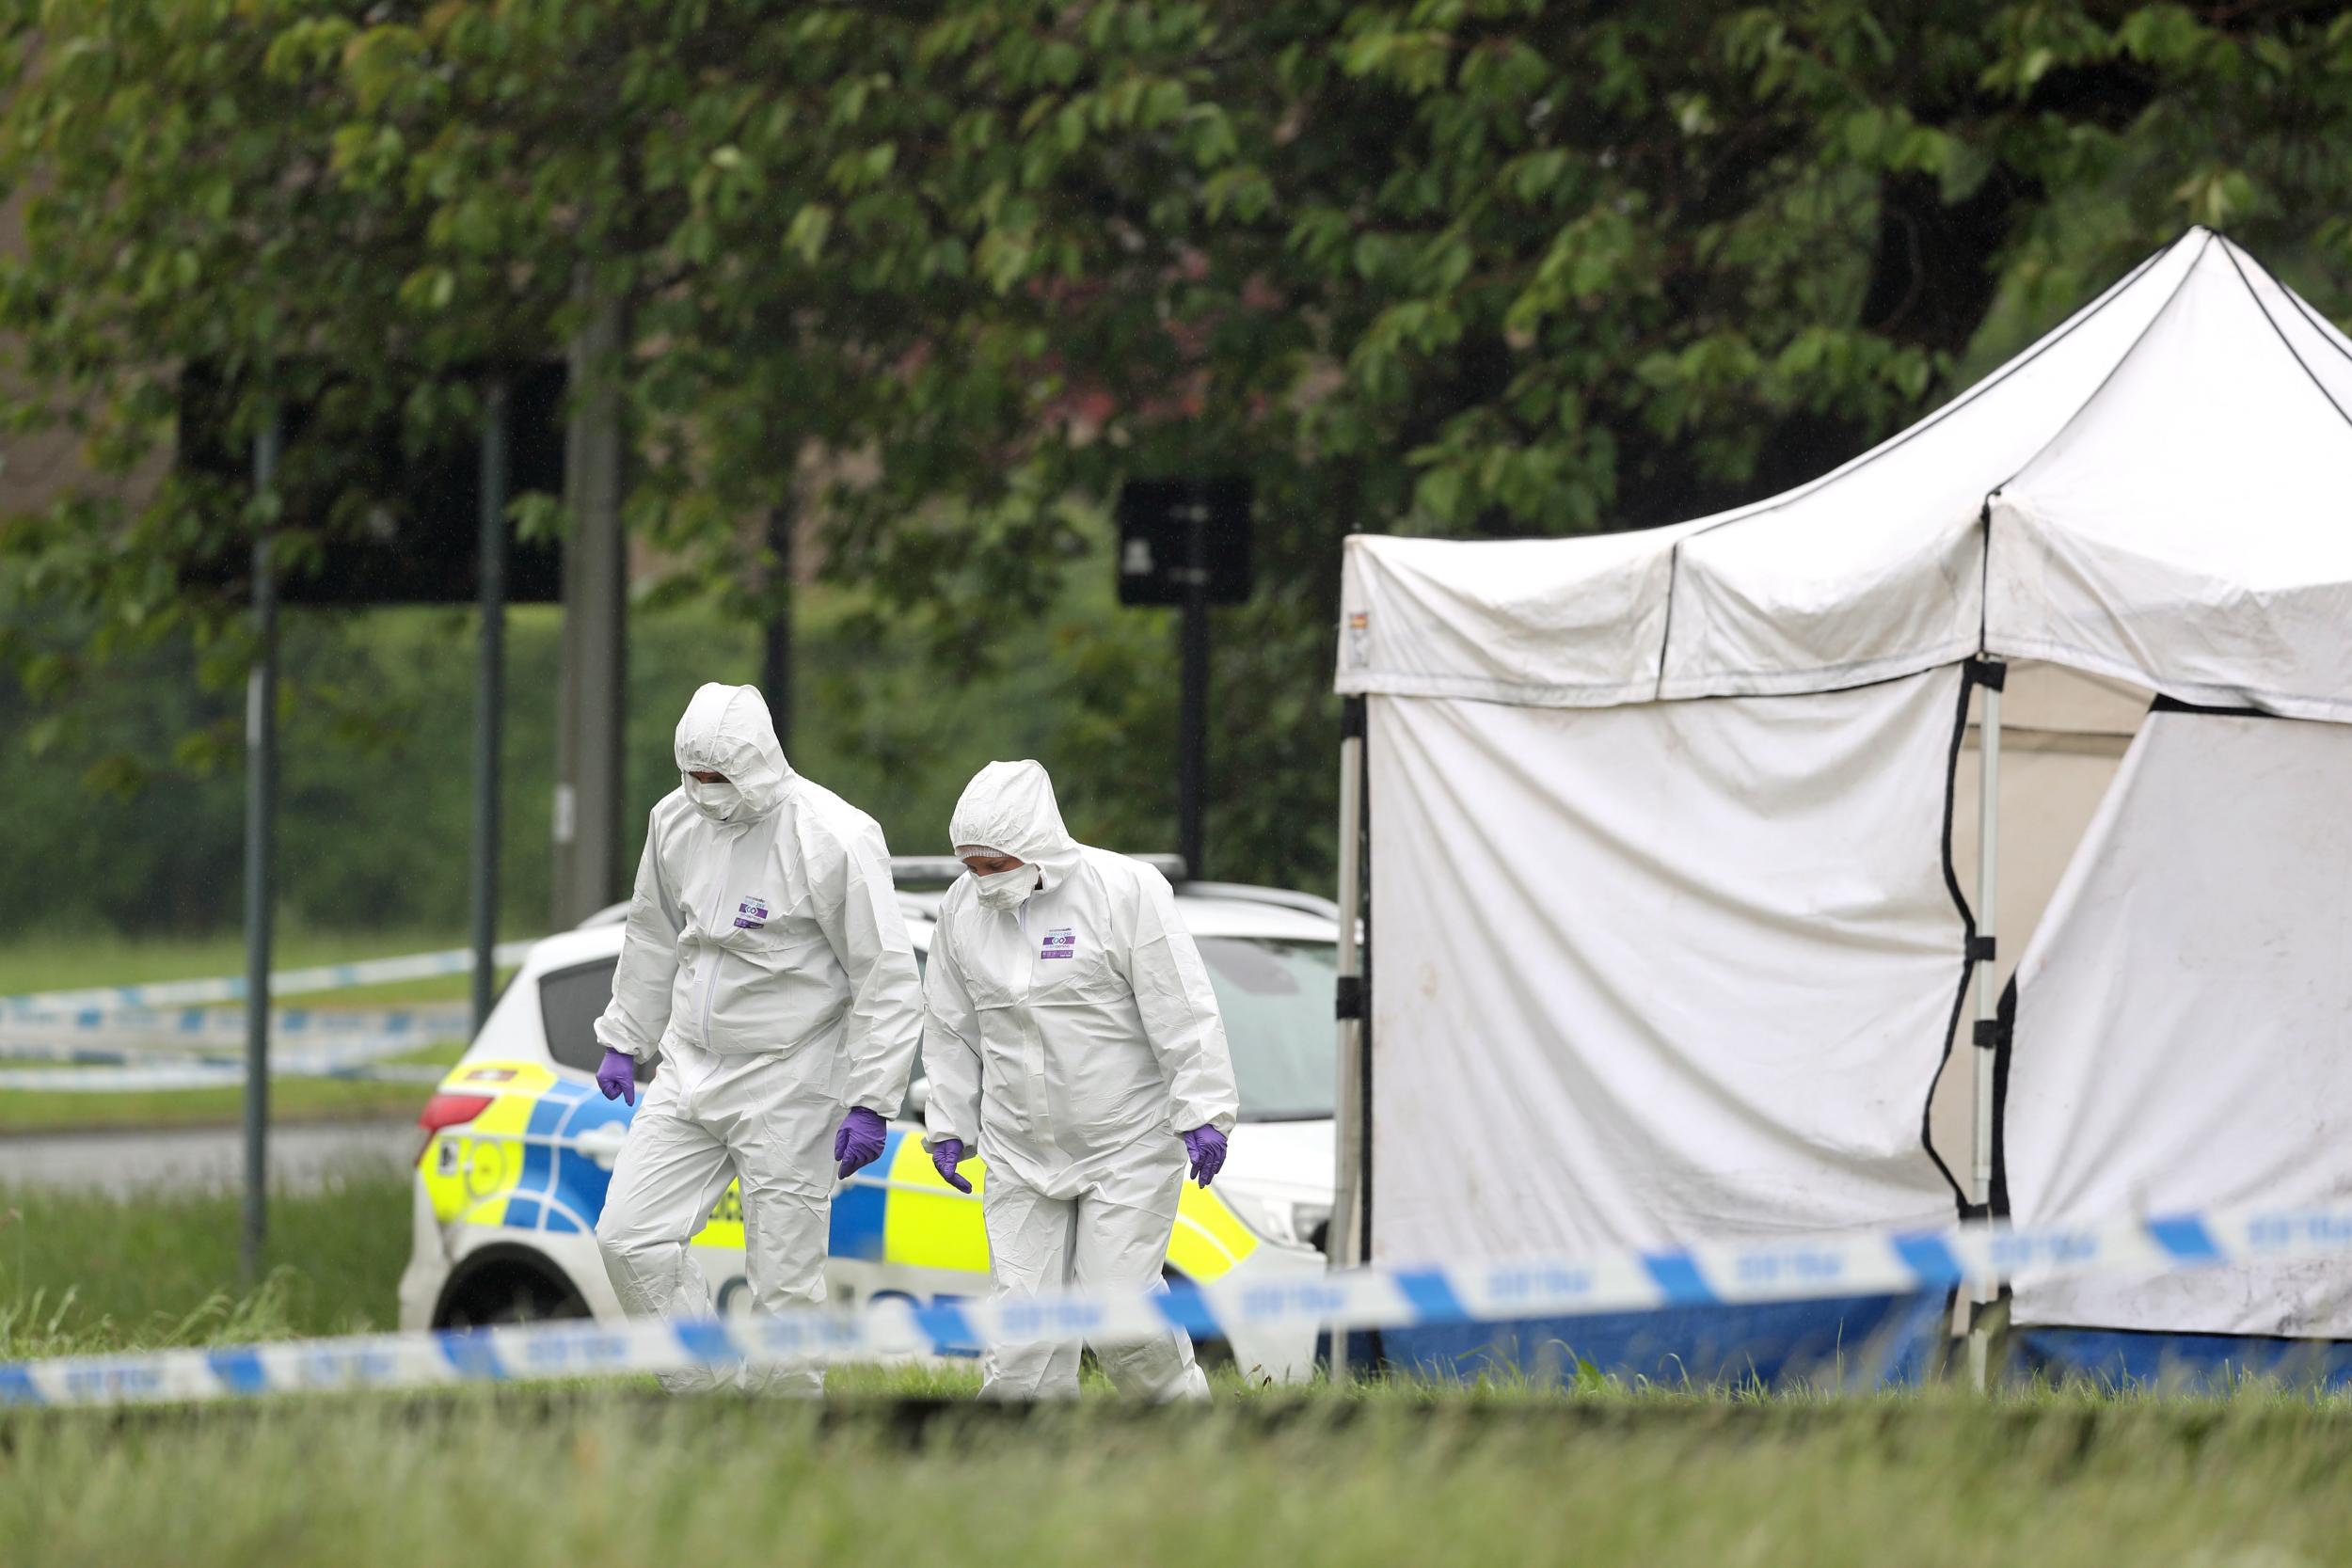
top-left (439, 1264), bottom-right (590, 1329)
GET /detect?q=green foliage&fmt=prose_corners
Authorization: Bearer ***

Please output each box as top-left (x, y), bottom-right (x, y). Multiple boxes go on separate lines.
top-left (8, 2), bottom-right (2352, 895)
top-left (0, 544), bottom-right (1209, 938)
top-left (0, 1173), bottom-right (414, 1347)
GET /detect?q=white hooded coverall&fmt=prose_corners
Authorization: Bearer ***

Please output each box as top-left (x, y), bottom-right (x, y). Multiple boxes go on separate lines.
top-left (921, 760), bottom-right (1239, 1400)
top-left (594, 683), bottom-right (922, 1393)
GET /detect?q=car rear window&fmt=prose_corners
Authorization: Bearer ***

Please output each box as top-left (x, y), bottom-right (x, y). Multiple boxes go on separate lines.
top-left (539, 958), bottom-right (620, 1074)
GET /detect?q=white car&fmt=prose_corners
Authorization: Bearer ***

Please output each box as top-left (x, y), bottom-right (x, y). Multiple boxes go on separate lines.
top-left (397, 862), bottom-right (1339, 1381)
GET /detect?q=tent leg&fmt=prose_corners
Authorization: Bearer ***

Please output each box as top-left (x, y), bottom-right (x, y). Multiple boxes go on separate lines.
top-left (1329, 699), bottom-right (1366, 1384)
top-left (1969, 669), bottom-right (2004, 1389)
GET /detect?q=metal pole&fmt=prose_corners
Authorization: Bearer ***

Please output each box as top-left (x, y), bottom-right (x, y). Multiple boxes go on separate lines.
top-left (471, 380), bottom-right (511, 1033)
top-left (1177, 499), bottom-right (1209, 879)
top-left (1968, 668), bottom-right (2003, 1388)
top-left (763, 499), bottom-right (795, 753)
top-left (240, 409), bottom-right (282, 1285)
top-left (1328, 699), bottom-right (1366, 1382)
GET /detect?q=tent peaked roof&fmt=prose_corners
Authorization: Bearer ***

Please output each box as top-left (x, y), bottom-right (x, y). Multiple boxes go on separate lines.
top-left (1339, 228), bottom-right (2352, 721)
top-left (1987, 234), bottom-right (2352, 716)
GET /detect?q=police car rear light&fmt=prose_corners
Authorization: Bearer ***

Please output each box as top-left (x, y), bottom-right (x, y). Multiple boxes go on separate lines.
top-left (415, 1092), bottom-right (494, 1164)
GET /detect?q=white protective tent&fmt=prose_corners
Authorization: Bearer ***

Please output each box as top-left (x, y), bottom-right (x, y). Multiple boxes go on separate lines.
top-left (1328, 227), bottom-right (2352, 1368)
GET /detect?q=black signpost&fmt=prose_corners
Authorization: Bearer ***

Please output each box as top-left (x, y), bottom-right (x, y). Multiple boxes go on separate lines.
top-left (1116, 479), bottom-right (1254, 879)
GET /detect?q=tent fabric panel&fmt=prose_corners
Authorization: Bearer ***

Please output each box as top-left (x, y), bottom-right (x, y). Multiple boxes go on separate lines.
top-left (1986, 238), bottom-right (2352, 721)
top-left (2005, 710), bottom-right (2352, 1337)
top-left (2220, 235), bottom-right (2352, 420)
top-left (1652, 525), bottom-right (1981, 702)
top-left (1363, 671), bottom-right (1968, 1270)
top-left (1333, 528), bottom-right (1694, 706)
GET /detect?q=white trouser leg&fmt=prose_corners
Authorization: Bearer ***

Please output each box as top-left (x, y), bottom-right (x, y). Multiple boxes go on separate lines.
top-left (978, 1180), bottom-right (1083, 1400)
top-left (709, 1050), bottom-right (840, 1398)
top-left (596, 1068), bottom-right (739, 1395)
top-left (1078, 1166), bottom-right (1206, 1402)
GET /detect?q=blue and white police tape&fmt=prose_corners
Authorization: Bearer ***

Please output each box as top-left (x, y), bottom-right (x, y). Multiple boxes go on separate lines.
top-left (0, 1005), bottom-right (471, 1051)
top-left (0, 943), bottom-right (535, 1016)
top-left (7, 1198), bottom-right (2352, 1408)
top-left (0, 1006), bottom-right (469, 1090)
top-left (0, 1054), bottom-right (450, 1092)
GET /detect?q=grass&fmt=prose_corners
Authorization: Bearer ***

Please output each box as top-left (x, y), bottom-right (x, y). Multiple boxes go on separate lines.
top-left (0, 1174), bottom-right (414, 1352)
top-left (0, 1041), bottom-right (464, 1134)
top-left (12, 1180), bottom-right (2352, 1563)
top-left (7, 1385), bottom-right (2352, 1566)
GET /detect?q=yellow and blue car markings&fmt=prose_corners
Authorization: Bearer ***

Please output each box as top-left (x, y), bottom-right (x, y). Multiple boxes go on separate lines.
top-left (421, 1060), bottom-right (1261, 1283)
top-left (421, 1060), bottom-right (628, 1239)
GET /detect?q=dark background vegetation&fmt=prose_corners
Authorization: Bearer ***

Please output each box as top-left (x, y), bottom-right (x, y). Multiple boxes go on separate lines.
top-left (5, 1), bottom-right (2349, 935)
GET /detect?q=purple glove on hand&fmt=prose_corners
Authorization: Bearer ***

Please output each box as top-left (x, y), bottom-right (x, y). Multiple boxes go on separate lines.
top-left (834, 1106), bottom-right (887, 1180)
top-left (930, 1137), bottom-right (974, 1194)
top-left (595, 1047), bottom-right (636, 1105)
top-left (1181, 1125), bottom-right (1227, 1188)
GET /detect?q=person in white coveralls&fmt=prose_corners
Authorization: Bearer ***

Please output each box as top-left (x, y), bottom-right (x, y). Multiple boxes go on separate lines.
top-left (919, 759), bottom-right (1239, 1400)
top-left (591, 682), bottom-right (922, 1394)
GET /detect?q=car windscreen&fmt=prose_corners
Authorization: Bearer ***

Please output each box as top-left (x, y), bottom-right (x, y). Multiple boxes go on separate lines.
top-left (539, 958), bottom-right (620, 1074)
top-left (1196, 937), bottom-right (1335, 1122)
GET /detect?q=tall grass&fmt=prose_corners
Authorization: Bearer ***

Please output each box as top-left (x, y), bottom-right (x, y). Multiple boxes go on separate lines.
top-left (0, 1174), bottom-right (411, 1351)
top-left (8, 1387), bottom-right (2352, 1567)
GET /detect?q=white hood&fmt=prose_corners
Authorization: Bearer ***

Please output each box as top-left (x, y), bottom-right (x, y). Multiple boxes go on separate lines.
top-left (673, 684), bottom-right (794, 823)
top-left (948, 760), bottom-right (1083, 892)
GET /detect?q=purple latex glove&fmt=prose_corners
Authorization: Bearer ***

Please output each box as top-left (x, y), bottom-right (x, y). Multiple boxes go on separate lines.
top-left (595, 1047), bottom-right (636, 1106)
top-left (834, 1106), bottom-right (888, 1180)
top-left (1181, 1125), bottom-right (1227, 1188)
top-left (930, 1137), bottom-right (974, 1194)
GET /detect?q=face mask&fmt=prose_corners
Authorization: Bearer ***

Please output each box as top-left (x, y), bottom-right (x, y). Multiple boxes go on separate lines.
top-left (974, 863), bottom-right (1037, 913)
top-left (683, 775), bottom-right (745, 824)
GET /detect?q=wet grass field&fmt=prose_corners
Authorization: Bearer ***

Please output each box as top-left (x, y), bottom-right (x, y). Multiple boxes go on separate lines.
top-left (8, 1165), bottom-right (2352, 1566)
top-left (8, 1380), bottom-right (2352, 1567)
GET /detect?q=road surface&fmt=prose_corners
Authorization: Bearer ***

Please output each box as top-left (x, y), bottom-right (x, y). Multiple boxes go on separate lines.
top-left (0, 1118), bottom-right (415, 1196)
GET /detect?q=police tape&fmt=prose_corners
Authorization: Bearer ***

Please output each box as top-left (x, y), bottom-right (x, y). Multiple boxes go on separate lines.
top-left (0, 1006), bottom-right (472, 1050)
top-left (0, 943), bottom-right (536, 1016)
top-left (0, 1006), bottom-right (471, 1091)
top-left (7, 1198), bottom-right (2352, 1408)
top-left (0, 1055), bottom-right (450, 1092)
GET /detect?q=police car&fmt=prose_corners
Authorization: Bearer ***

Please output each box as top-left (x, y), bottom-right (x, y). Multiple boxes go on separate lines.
top-left (395, 859), bottom-right (1338, 1380)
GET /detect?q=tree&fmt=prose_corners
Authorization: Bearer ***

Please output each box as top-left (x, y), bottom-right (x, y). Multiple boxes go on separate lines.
top-left (7, 0), bottom-right (2352, 897)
